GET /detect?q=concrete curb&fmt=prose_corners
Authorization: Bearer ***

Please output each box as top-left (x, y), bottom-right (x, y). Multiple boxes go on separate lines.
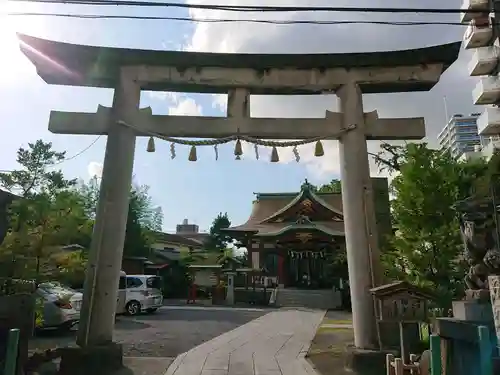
top-left (300, 310), bottom-right (327, 375)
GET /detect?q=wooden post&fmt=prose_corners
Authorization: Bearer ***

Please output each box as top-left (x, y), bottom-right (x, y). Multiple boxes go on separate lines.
top-left (393, 358), bottom-right (403, 375)
top-left (4, 328), bottom-right (20, 375)
top-left (385, 354), bottom-right (395, 375)
top-left (478, 325), bottom-right (493, 375)
top-left (430, 334), bottom-right (442, 375)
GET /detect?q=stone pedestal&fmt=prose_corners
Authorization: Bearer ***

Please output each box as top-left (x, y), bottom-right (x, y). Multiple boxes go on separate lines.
top-left (226, 273), bottom-right (235, 305)
top-left (59, 343), bottom-right (132, 375)
top-left (452, 299), bottom-right (494, 323)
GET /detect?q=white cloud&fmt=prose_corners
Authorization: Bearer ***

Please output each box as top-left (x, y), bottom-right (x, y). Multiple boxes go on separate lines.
top-left (183, 0), bottom-right (476, 181)
top-left (147, 91), bottom-right (182, 103)
top-left (87, 161), bottom-right (103, 178)
top-left (169, 97), bottom-right (203, 116)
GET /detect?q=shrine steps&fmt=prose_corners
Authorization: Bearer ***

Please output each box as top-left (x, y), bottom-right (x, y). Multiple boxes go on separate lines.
top-left (276, 288), bottom-right (341, 310)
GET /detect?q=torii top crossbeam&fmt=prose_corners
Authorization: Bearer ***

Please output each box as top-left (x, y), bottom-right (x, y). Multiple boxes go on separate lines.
top-left (18, 34), bottom-right (460, 95)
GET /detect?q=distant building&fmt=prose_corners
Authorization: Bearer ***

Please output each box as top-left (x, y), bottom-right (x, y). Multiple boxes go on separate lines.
top-left (438, 113), bottom-right (485, 159)
top-left (175, 218), bottom-right (210, 246)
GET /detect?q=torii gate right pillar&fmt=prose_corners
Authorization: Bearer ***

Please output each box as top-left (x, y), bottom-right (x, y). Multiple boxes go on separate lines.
top-left (338, 82), bottom-right (382, 349)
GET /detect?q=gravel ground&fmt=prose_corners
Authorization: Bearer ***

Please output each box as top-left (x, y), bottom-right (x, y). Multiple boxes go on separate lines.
top-left (29, 307), bottom-right (268, 358)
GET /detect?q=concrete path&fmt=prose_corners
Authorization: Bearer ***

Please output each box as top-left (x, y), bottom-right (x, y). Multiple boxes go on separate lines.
top-left (165, 309), bottom-right (326, 375)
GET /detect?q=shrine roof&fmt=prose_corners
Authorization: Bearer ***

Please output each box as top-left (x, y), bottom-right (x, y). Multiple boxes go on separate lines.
top-left (17, 33), bottom-right (460, 94)
top-left (224, 183), bottom-right (345, 237)
top-left (370, 281), bottom-right (436, 301)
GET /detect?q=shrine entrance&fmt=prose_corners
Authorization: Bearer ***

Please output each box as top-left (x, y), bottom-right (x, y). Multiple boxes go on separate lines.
top-left (18, 32), bottom-right (460, 353)
top-left (287, 251), bottom-right (327, 289)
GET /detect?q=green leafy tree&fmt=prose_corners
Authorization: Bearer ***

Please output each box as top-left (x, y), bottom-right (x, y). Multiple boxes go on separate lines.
top-left (207, 212), bottom-right (232, 252)
top-left (76, 178), bottom-right (163, 258)
top-left (375, 142), bottom-right (488, 304)
top-left (0, 140), bottom-right (91, 280)
top-left (123, 190), bottom-right (151, 258)
top-left (317, 179), bottom-right (341, 193)
top-left (0, 140), bottom-right (75, 197)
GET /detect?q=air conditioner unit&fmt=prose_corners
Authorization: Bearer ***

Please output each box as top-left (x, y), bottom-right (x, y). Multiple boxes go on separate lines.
top-left (473, 76), bottom-right (500, 105)
top-left (460, 0), bottom-right (490, 23)
top-left (477, 107), bottom-right (500, 135)
top-left (464, 17), bottom-right (494, 49)
top-left (469, 44), bottom-right (500, 76)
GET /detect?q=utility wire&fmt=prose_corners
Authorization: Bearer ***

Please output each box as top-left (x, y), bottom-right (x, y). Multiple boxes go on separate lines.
top-left (51, 135), bottom-right (102, 166)
top-left (6, 0), bottom-right (493, 14)
top-left (3, 12), bottom-right (474, 25)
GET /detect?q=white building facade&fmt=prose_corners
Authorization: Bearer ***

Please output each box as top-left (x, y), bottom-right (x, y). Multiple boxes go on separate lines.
top-left (438, 113), bottom-right (485, 158)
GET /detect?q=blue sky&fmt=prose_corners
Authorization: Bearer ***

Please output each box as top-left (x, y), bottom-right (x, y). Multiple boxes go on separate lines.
top-left (0, 0), bottom-right (479, 232)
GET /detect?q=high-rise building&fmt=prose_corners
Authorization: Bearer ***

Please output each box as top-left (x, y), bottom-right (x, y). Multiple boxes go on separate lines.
top-left (438, 113), bottom-right (484, 158)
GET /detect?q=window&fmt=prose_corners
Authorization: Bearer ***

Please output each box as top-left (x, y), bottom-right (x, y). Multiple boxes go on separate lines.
top-left (146, 276), bottom-right (162, 289)
top-left (126, 277), bottom-right (143, 288)
top-left (119, 276), bottom-right (127, 289)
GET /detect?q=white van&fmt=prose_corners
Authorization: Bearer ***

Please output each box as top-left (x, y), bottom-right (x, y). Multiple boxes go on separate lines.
top-left (116, 271), bottom-right (128, 315)
top-left (121, 274), bottom-right (163, 316)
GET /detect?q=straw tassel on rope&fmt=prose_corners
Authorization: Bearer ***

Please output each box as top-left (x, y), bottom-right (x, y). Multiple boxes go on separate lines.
top-left (314, 140), bottom-right (324, 157)
top-left (234, 139), bottom-right (243, 160)
top-left (270, 146), bottom-right (279, 163)
top-left (188, 145), bottom-right (197, 161)
top-left (170, 143), bottom-right (176, 159)
top-left (146, 137), bottom-right (156, 153)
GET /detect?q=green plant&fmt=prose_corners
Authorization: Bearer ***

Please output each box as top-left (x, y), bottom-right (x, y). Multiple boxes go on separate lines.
top-left (34, 297), bottom-right (44, 328)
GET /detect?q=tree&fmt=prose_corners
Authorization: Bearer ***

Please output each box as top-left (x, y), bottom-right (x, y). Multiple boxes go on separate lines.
top-left (123, 190), bottom-right (152, 258)
top-left (0, 140), bottom-right (75, 197)
top-left (375, 143), bottom-right (488, 304)
top-left (76, 178), bottom-right (163, 258)
top-left (317, 179), bottom-right (341, 193)
top-left (207, 212), bottom-right (232, 252)
top-left (0, 140), bottom-right (91, 280)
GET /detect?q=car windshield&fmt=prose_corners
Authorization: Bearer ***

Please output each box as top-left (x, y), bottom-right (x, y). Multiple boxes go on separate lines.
top-left (146, 276), bottom-right (162, 290)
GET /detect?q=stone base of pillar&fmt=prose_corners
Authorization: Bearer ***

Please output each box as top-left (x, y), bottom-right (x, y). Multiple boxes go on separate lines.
top-left (344, 345), bottom-right (396, 375)
top-left (59, 343), bottom-right (131, 375)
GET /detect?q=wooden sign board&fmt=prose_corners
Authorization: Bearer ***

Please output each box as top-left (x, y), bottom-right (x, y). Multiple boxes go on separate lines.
top-left (371, 282), bottom-right (434, 323)
top-left (379, 293), bottom-right (427, 322)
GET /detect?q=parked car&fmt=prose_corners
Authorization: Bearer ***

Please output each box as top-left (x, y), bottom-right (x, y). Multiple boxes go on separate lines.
top-left (122, 275), bottom-right (163, 316)
top-left (35, 282), bottom-right (83, 330)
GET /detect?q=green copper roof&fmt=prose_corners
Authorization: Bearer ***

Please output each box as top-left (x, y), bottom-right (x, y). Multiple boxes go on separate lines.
top-left (18, 33), bottom-right (460, 94)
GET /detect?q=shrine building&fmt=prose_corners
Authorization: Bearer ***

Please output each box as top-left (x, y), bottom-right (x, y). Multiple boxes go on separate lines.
top-left (224, 178), bottom-right (392, 288)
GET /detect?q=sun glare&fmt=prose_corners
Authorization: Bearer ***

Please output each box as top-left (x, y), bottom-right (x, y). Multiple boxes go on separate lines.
top-left (0, 3), bottom-right (45, 83)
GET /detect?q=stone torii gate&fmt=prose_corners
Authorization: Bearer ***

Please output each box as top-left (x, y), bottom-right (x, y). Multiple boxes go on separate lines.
top-left (18, 34), bottom-right (460, 370)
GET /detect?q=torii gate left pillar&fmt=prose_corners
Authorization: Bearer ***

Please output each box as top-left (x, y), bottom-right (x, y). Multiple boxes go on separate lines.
top-left (76, 69), bottom-right (140, 349)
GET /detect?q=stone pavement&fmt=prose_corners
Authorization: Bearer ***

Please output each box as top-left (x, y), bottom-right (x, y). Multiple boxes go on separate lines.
top-left (165, 309), bottom-right (326, 375)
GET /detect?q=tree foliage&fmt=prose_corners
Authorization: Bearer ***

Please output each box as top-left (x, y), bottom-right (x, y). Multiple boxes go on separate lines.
top-left (0, 140), bottom-right (75, 197)
top-left (207, 212), bottom-right (232, 252)
top-left (0, 140), bottom-right (163, 284)
top-left (0, 141), bottom-right (91, 281)
top-left (376, 143), bottom-right (489, 304)
top-left (317, 179), bottom-right (341, 193)
top-left (75, 178), bottom-right (163, 258)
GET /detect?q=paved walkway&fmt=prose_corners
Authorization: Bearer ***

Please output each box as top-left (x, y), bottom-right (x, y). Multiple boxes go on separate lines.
top-left (165, 309), bottom-right (326, 375)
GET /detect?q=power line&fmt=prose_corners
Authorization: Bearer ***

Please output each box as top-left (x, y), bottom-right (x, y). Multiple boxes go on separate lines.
top-left (0, 136), bottom-right (102, 173)
top-left (52, 135), bottom-right (102, 166)
top-left (4, 12), bottom-right (473, 26)
top-left (6, 0), bottom-right (491, 14)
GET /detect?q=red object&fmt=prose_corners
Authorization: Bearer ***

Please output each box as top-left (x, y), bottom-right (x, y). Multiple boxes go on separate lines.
top-left (278, 254), bottom-right (284, 285)
top-left (187, 284), bottom-right (197, 304)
